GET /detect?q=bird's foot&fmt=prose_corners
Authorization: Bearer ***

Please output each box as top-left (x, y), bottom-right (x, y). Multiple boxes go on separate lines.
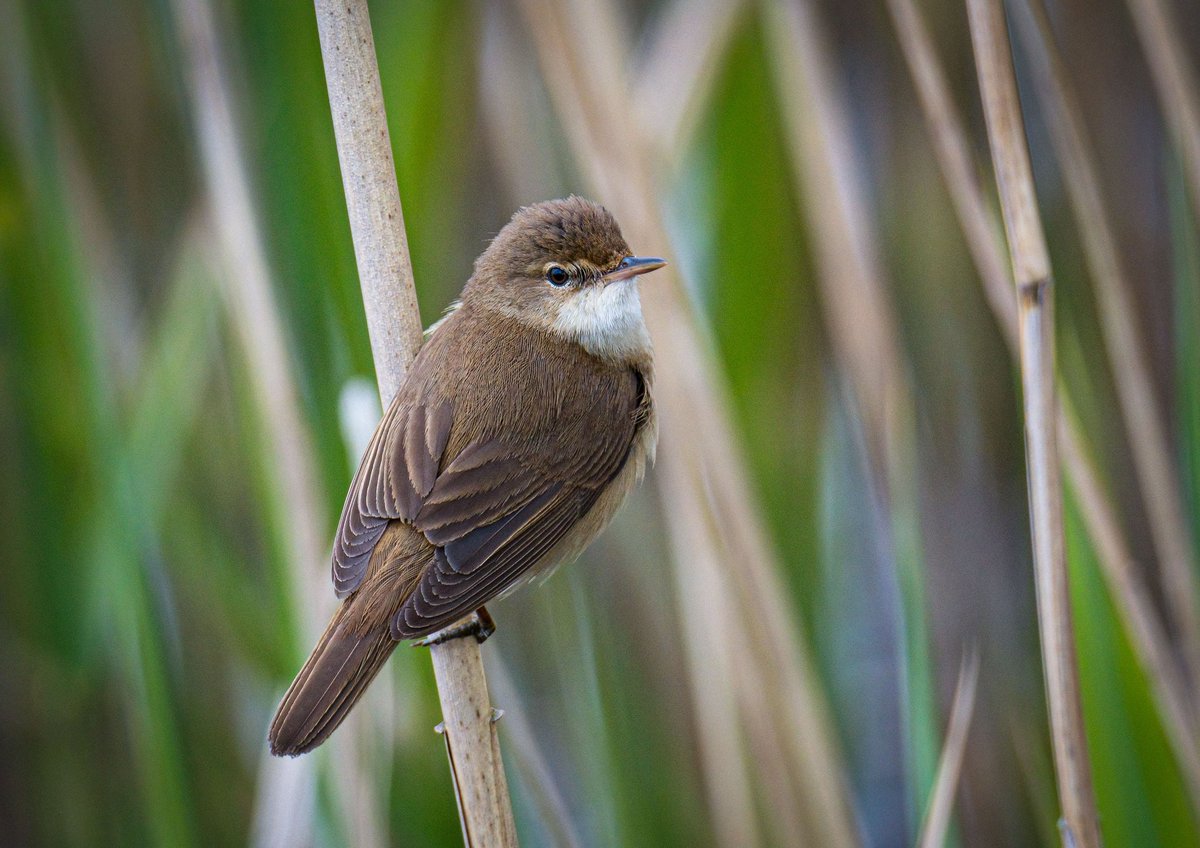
top-left (414, 607), bottom-right (496, 647)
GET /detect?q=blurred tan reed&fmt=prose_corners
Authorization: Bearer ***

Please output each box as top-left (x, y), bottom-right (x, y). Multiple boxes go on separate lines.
top-left (1124, 0), bottom-right (1200, 222)
top-left (964, 0), bottom-right (1101, 844)
top-left (761, 0), bottom-right (939, 828)
top-left (515, 0), bottom-right (860, 844)
top-left (917, 651), bottom-right (980, 848)
top-left (172, 0), bottom-right (327, 644)
top-left (1015, 0), bottom-right (1200, 715)
top-left (886, 0), bottom-right (1200, 813)
top-left (632, 0), bottom-right (747, 167)
top-left (487, 658), bottom-right (586, 848)
top-left (762, 0), bottom-right (911, 484)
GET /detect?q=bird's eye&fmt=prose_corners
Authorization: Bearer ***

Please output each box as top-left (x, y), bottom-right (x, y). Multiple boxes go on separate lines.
top-left (546, 266), bottom-right (569, 286)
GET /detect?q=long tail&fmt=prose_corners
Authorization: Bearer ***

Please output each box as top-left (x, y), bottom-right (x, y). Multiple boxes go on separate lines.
top-left (268, 603), bottom-right (397, 757)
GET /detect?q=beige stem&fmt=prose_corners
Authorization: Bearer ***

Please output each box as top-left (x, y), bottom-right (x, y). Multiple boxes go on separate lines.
top-left (965, 0), bottom-right (1102, 844)
top-left (313, 1), bottom-right (517, 844)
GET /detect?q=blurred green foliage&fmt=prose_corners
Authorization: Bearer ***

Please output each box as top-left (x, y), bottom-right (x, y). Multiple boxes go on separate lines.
top-left (1, 0), bottom-right (1197, 845)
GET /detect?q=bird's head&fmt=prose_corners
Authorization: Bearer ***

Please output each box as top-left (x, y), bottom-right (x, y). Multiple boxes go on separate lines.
top-left (464, 196), bottom-right (666, 363)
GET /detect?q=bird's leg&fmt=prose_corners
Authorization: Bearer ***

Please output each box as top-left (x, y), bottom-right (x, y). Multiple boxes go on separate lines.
top-left (473, 606), bottom-right (496, 641)
top-left (414, 607), bottom-right (496, 647)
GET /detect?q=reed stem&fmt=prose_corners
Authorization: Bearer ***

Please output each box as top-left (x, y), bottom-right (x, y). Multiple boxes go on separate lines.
top-left (312, 1), bottom-right (517, 844)
top-left (1013, 0), bottom-right (1200, 711)
top-left (1124, 0), bottom-right (1200, 224)
top-left (965, 0), bottom-right (1101, 843)
top-left (887, 0), bottom-right (1200, 813)
top-left (917, 652), bottom-right (980, 848)
top-left (516, 0), bottom-right (859, 843)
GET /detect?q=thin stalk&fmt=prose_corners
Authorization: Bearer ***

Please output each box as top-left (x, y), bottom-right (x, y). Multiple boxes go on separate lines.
top-left (886, 0), bottom-right (1200, 811)
top-left (761, 0), bottom-right (940, 827)
top-left (516, 0), bottom-right (859, 844)
top-left (1057, 399), bottom-right (1200, 809)
top-left (965, 0), bottom-right (1101, 844)
top-left (173, 0), bottom-right (327, 621)
top-left (883, 0), bottom-right (1017, 338)
top-left (1124, 0), bottom-right (1200, 225)
top-left (479, 14), bottom-right (778, 842)
top-left (1014, 0), bottom-right (1200, 708)
top-left (312, 1), bottom-right (517, 845)
top-left (632, 0), bottom-right (748, 168)
top-left (917, 652), bottom-right (980, 848)
top-left (660, 451), bottom-right (764, 848)
top-left (487, 660), bottom-right (586, 848)
top-left (762, 0), bottom-right (908, 479)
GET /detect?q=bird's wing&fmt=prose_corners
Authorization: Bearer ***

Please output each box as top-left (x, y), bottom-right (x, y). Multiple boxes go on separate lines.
top-left (388, 360), bottom-right (644, 637)
top-left (330, 395), bottom-right (453, 596)
top-left (332, 363), bottom-right (647, 638)
top-left (393, 452), bottom-right (615, 638)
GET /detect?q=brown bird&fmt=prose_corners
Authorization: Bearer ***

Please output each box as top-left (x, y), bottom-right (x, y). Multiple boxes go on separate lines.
top-left (269, 196), bottom-right (665, 756)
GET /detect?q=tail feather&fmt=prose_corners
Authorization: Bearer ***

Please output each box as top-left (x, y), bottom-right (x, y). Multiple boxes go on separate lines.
top-left (269, 606), bottom-right (398, 757)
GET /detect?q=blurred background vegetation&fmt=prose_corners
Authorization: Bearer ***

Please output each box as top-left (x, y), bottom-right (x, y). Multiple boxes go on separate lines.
top-left (1, 0), bottom-right (1198, 845)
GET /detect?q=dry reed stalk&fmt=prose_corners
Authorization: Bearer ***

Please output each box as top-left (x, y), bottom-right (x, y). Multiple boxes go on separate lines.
top-left (1057, 401), bottom-right (1200, 803)
top-left (477, 10), bottom-right (769, 843)
top-left (762, 0), bottom-right (911, 485)
top-left (516, 0), bottom-right (859, 844)
top-left (1015, 0), bottom-right (1200, 707)
top-left (515, 3), bottom-right (765, 841)
top-left (1065, 262), bottom-right (1200, 832)
top-left (917, 652), bottom-right (980, 848)
top-left (632, 0), bottom-right (747, 166)
top-left (658, 449), bottom-right (765, 848)
top-left (479, 16), bottom-right (790, 841)
top-left (1124, 0), bottom-right (1200, 223)
top-left (725, 599), bottom-right (809, 847)
top-left (761, 2), bottom-right (939, 833)
top-left (965, 0), bottom-right (1102, 843)
top-left (486, 660), bottom-right (586, 848)
top-left (887, 0), bottom-right (1200, 808)
top-left (312, 1), bottom-right (517, 845)
top-left (172, 0), bottom-right (327, 639)
top-left (883, 0), bottom-right (1017, 337)
top-left (171, 0), bottom-right (392, 843)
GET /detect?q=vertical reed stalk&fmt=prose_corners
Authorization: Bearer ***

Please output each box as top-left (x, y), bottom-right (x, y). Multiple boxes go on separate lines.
top-left (763, 0), bottom-right (908, 480)
top-left (632, 0), bottom-right (747, 167)
top-left (917, 652), bottom-right (980, 848)
top-left (516, 0), bottom-right (859, 843)
top-left (965, 0), bottom-right (1101, 844)
top-left (761, 3), bottom-right (940, 828)
top-left (173, 0), bottom-right (327, 650)
top-left (312, 1), bottom-right (517, 844)
top-left (883, 0), bottom-right (1017, 336)
top-left (886, 0), bottom-right (1200, 811)
top-left (1124, 0), bottom-right (1200, 223)
top-left (1014, 0), bottom-right (1200, 707)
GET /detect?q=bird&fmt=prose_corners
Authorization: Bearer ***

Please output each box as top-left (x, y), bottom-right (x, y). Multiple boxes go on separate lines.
top-left (269, 196), bottom-right (666, 756)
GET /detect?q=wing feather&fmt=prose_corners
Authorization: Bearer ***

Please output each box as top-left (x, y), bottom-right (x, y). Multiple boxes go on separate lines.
top-left (332, 394), bottom-right (448, 597)
top-left (392, 486), bottom-right (598, 638)
top-left (328, 307), bottom-right (650, 630)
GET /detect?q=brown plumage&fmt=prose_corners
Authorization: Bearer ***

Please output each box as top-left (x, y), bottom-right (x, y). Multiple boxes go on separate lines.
top-left (269, 197), bottom-right (663, 756)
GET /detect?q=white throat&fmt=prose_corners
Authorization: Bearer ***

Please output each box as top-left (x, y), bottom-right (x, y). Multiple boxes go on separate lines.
top-left (551, 279), bottom-right (651, 361)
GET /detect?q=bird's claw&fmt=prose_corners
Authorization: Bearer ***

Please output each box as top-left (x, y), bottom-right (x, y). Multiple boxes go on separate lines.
top-left (413, 608), bottom-right (496, 647)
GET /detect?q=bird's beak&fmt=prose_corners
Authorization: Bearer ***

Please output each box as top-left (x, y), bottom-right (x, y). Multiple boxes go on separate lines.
top-left (603, 255), bottom-right (667, 283)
